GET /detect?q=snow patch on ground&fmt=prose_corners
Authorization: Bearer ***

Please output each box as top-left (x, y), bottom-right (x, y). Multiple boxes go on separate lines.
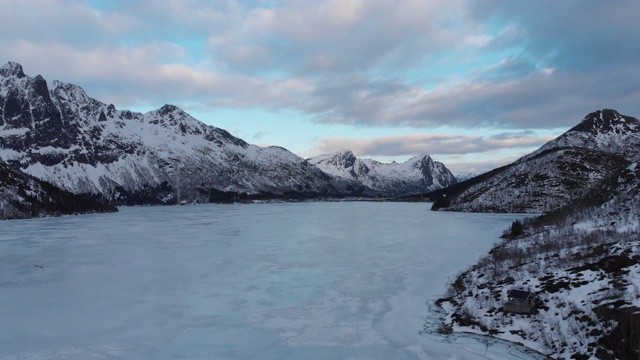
top-left (439, 215), bottom-right (640, 358)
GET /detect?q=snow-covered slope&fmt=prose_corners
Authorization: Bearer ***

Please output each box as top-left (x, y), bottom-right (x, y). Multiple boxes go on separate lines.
top-left (454, 173), bottom-right (478, 183)
top-left (0, 158), bottom-right (116, 219)
top-left (526, 109), bottom-right (640, 161)
top-left (437, 161), bottom-right (640, 359)
top-left (437, 148), bottom-right (627, 213)
top-left (431, 109), bottom-right (640, 213)
top-left (0, 62), bottom-right (367, 203)
top-left (307, 150), bottom-right (457, 197)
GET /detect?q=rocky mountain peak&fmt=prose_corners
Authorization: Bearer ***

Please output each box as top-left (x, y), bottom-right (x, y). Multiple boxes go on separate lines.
top-left (51, 80), bottom-right (86, 94)
top-left (148, 104), bottom-right (195, 128)
top-left (409, 154), bottom-right (433, 166)
top-left (158, 104), bottom-right (183, 116)
top-left (569, 109), bottom-right (639, 134)
top-left (330, 150), bottom-right (357, 168)
top-left (0, 61), bottom-right (26, 78)
top-left (521, 109), bottom-right (640, 163)
top-left (31, 75), bottom-right (51, 100)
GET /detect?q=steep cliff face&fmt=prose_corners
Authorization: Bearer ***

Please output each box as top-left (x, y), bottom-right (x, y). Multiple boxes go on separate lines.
top-left (431, 110), bottom-right (640, 213)
top-left (0, 62), bottom-right (367, 204)
top-left (308, 150), bottom-right (457, 197)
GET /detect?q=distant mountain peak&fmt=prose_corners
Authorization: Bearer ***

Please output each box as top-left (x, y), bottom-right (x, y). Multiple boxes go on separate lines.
top-left (52, 79), bottom-right (83, 91)
top-left (308, 150), bottom-right (456, 196)
top-left (408, 153), bottom-right (433, 163)
top-left (569, 109), bottom-right (639, 134)
top-left (158, 104), bottom-right (183, 116)
top-left (0, 61), bottom-right (26, 78)
top-left (326, 150), bottom-right (357, 168)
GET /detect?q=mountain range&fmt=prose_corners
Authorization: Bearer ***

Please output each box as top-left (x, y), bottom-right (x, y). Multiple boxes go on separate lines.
top-left (0, 61), bottom-right (459, 215)
top-left (429, 109), bottom-right (640, 213)
top-left (0, 61), bottom-right (370, 204)
top-left (307, 150), bottom-right (456, 197)
top-left (2, 60), bottom-right (639, 222)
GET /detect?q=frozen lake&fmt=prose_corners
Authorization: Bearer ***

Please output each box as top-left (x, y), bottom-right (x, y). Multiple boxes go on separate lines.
top-left (0, 202), bottom-right (543, 359)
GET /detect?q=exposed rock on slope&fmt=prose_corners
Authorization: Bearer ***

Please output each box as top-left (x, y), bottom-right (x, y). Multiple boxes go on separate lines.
top-left (0, 62), bottom-right (367, 204)
top-left (0, 159), bottom-right (116, 219)
top-left (430, 109), bottom-right (640, 213)
top-left (308, 150), bottom-right (457, 197)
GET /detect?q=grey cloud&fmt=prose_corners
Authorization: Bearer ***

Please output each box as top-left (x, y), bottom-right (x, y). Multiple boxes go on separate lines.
top-left (207, 0), bottom-right (475, 76)
top-left (474, 58), bottom-right (538, 82)
top-left (1, 41), bottom-right (313, 113)
top-left (312, 132), bottom-right (553, 158)
top-left (0, 0), bottom-right (138, 44)
top-left (469, 0), bottom-right (640, 72)
top-left (1, 0), bottom-right (638, 135)
top-left (488, 130), bottom-right (537, 140)
top-left (258, 1), bottom-right (640, 129)
top-left (308, 66), bottom-right (640, 130)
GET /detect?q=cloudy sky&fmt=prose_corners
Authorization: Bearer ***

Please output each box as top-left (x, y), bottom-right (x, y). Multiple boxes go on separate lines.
top-left (1, 0), bottom-right (639, 174)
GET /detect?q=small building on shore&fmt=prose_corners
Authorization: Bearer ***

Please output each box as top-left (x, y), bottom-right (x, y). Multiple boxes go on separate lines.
top-left (504, 289), bottom-right (536, 314)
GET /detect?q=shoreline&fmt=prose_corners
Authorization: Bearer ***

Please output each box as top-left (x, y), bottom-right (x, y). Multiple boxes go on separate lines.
top-left (423, 299), bottom-right (550, 359)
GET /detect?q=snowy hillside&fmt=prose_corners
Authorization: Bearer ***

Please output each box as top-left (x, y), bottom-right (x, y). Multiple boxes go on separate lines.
top-left (0, 159), bottom-right (116, 219)
top-left (454, 173), bottom-right (478, 183)
top-left (437, 161), bottom-right (640, 359)
top-left (436, 148), bottom-right (627, 213)
top-left (526, 109), bottom-right (640, 162)
top-left (431, 109), bottom-right (640, 213)
top-left (0, 62), bottom-right (368, 204)
top-left (307, 150), bottom-right (456, 197)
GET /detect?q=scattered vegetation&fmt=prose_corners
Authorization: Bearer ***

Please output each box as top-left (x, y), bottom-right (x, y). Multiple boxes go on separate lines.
top-left (502, 219), bottom-right (524, 239)
top-left (110, 181), bottom-right (174, 205)
top-left (436, 167), bottom-right (640, 358)
top-left (1, 162), bottom-right (117, 219)
top-left (19, 180), bottom-right (116, 217)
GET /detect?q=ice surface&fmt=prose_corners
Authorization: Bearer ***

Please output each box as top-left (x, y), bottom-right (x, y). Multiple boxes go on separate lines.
top-left (0, 203), bottom-right (543, 359)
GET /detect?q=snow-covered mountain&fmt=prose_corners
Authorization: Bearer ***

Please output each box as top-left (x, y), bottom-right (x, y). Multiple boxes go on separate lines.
top-left (454, 172), bottom-right (478, 183)
top-left (437, 160), bottom-right (640, 358)
top-left (0, 61), bottom-right (369, 204)
top-left (435, 110), bottom-right (640, 357)
top-left (431, 109), bottom-right (640, 213)
top-left (0, 158), bottom-right (116, 219)
top-left (526, 109), bottom-right (640, 161)
top-left (307, 150), bottom-right (457, 197)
